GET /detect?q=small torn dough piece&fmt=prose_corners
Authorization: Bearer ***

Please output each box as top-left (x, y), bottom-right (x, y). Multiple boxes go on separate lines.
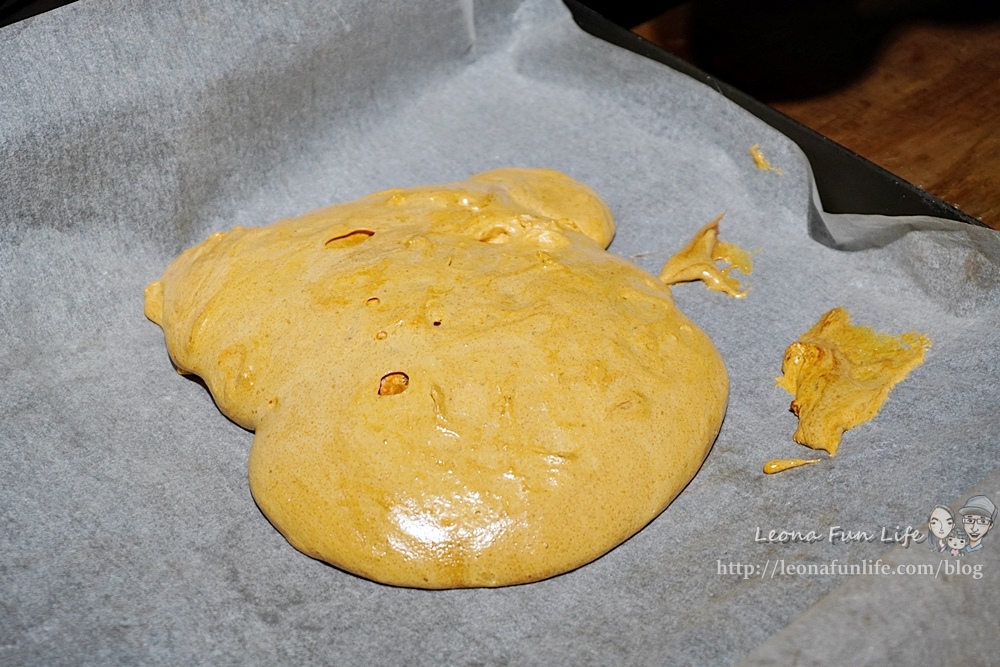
top-left (776, 307), bottom-right (931, 455)
top-left (659, 214), bottom-right (753, 296)
top-left (750, 143), bottom-right (782, 174)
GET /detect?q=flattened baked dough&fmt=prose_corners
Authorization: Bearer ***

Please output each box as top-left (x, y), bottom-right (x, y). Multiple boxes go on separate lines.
top-left (145, 168), bottom-right (728, 588)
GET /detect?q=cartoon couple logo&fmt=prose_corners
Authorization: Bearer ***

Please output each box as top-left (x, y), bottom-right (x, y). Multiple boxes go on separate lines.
top-left (927, 495), bottom-right (996, 556)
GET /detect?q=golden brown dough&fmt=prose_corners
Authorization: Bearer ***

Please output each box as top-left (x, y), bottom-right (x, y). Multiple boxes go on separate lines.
top-left (776, 307), bottom-right (930, 455)
top-left (145, 168), bottom-right (729, 588)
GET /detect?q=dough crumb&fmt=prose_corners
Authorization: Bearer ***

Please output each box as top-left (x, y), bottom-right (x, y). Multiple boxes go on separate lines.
top-left (750, 143), bottom-right (783, 174)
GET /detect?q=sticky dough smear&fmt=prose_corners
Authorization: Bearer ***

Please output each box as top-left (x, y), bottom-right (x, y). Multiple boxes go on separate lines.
top-left (145, 168), bottom-right (735, 588)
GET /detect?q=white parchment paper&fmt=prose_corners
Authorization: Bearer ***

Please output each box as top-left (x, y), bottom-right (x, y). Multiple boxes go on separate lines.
top-left (2, 0), bottom-right (998, 664)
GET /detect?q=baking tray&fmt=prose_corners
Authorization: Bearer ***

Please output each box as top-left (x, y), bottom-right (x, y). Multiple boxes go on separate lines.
top-left (3, 1), bottom-right (998, 665)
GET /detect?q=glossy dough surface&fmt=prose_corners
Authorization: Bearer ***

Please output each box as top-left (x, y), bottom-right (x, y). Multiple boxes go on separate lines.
top-left (145, 168), bottom-right (728, 588)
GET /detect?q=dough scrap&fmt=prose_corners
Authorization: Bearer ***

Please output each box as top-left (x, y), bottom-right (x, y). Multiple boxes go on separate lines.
top-left (145, 168), bottom-right (729, 588)
top-left (776, 307), bottom-right (930, 455)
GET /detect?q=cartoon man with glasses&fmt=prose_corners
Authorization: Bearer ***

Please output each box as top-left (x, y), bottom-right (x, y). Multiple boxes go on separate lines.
top-left (958, 495), bottom-right (996, 554)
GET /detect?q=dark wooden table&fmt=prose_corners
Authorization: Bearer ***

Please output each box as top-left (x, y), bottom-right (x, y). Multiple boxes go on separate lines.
top-left (635, 4), bottom-right (1000, 230)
